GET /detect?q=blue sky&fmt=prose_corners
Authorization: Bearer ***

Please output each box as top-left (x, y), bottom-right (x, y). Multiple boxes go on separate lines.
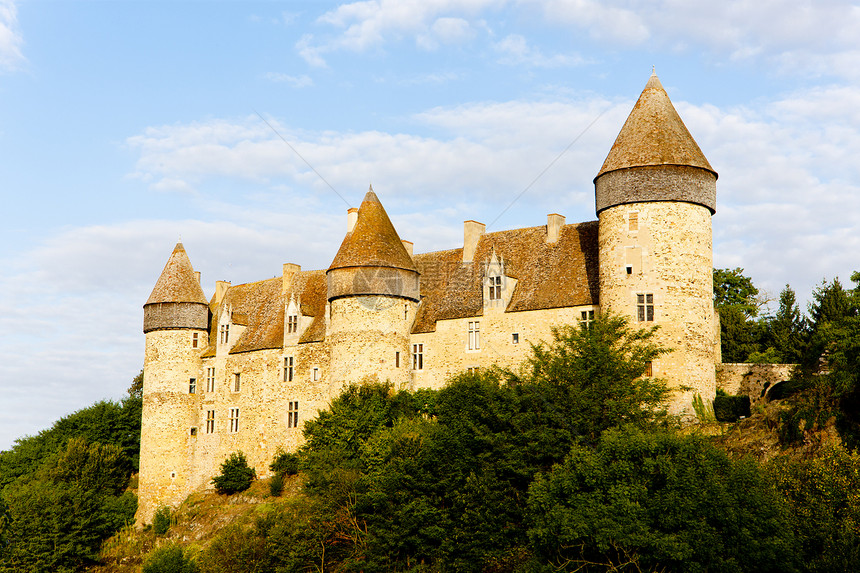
top-left (3, 0), bottom-right (860, 449)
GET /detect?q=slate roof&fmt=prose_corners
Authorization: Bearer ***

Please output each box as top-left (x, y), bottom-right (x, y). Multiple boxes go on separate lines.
top-left (329, 189), bottom-right (418, 272)
top-left (596, 72), bottom-right (716, 179)
top-left (145, 242), bottom-right (208, 306)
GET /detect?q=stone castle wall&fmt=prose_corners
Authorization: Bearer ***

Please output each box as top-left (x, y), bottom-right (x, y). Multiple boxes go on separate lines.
top-left (598, 200), bottom-right (717, 417)
top-left (716, 363), bottom-right (796, 406)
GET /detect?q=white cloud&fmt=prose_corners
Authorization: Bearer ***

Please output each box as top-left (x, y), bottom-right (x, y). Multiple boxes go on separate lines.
top-left (494, 34), bottom-right (585, 67)
top-left (0, 0), bottom-right (24, 71)
top-left (265, 72), bottom-right (314, 88)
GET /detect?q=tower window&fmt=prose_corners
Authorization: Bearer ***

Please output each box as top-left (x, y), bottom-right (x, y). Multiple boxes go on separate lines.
top-left (395, 351), bottom-right (401, 368)
top-left (626, 265), bottom-right (633, 275)
top-left (313, 367), bottom-right (320, 381)
top-left (637, 294), bottom-right (654, 322)
top-left (287, 314), bottom-right (298, 334)
top-left (288, 401), bottom-right (299, 428)
top-left (192, 332), bottom-right (199, 348)
top-left (404, 304), bottom-right (409, 320)
top-left (489, 275), bottom-right (502, 301)
top-left (413, 344), bottom-right (424, 370)
top-left (189, 377), bottom-right (196, 394)
top-left (206, 367), bottom-right (215, 392)
top-left (206, 410), bottom-right (215, 434)
top-left (229, 408), bottom-right (240, 433)
top-left (284, 357), bottom-right (294, 382)
top-left (512, 332), bottom-right (519, 344)
top-left (468, 321), bottom-right (480, 350)
top-left (644, 361), bottom-right (653, 377)
top-left (190, 427), bottom-right (197, 436)
top-left (233, 373), bottom-right (241, 392)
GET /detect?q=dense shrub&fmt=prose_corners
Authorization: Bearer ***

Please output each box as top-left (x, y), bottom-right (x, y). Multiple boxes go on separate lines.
top-left (142, 544), bottom-right (197, 573)
top-left (152, 506), bottom-right (171, 536)
top-left (212, 452), bottom-right (255, 495)
top-left (270, 450), bottom-right (299, 477)
top-left (714, 394), bottom-right (751, 421)
top-left (269, 473), bottom-right (284, 497)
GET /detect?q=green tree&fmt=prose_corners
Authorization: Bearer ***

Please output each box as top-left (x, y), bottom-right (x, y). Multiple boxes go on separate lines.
top-left (0, 438), bottom-right (136, 573)
top-left (212, 452), bottom-right (256, 495)
top-left (143, 544), bottom-right (197, 573)
top-left (714, 268), bottom-right (767, 362)
top-left (527, 427), bottom-right (797, 573)
top-left (766, 285), bottom-right (808, 363)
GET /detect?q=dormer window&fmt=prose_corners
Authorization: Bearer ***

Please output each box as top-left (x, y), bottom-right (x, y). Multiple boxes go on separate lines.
top-left (287, 314), bottom-right (298, 334)
top-left (489, 275), bottom-right (502, 300)
top-left (220, 324), bottom-right (229, 344)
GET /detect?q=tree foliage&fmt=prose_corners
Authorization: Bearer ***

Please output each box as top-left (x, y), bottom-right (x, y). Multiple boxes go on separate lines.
top-left (212, 452), bottom-right (256, 495)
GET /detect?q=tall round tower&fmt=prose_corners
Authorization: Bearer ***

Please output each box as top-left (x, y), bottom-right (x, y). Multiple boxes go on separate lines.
top-left (327, 188), bottom-right (420, 389)
top-left (137, 242), bottom-right (209, 525)
top-left (595, 72), bottom-right (718, 418)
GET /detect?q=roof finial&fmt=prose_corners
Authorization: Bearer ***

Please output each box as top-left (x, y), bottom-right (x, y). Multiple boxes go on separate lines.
top-left (368, 183), bottom-right (373, 192)
top-left (651, 65), bottom-right (656, 75)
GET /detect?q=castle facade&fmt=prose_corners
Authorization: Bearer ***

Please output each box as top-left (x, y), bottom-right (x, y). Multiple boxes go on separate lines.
top-left (137, 73), bottom-right (720, 524)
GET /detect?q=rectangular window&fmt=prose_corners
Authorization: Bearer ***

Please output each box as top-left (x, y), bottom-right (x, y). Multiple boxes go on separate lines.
top-left (395, 351), bottom-right (400, 368)
top-left (190, 427), bottom-right (197, 436)
top-left (637, 294), bottom-right (654, 322)
top-left (468, 321), bottom-right (480, 350)
top-left (189, 377), bottom-right (196, 394)
top-left (489, 275), bottom-right (502, 300)
top-left (629, 212), bottom-right (639, 231)
top-left (284, 357), bottom-right (294, 382)
top-left (192, 332), bottom-right (199, 348)
top-left (220, 324), bottom-right (230, 344)
top-left (234, 373), bottom-right (241, 392)
top-left (229, 408), bottom-right (239, 433)
top-left (644, 361), bottom-right (653, 377)
top-left (206, 367), bottom-right (215, 392)
top-left (413, 344), bottom-right (424, 370)
top-left (467, 366), bottom-right (479, 374)
top-left (288, 401), bottom-right (299, 428)
top-left (206, 410), bottom-right (215, 434)
top-left (580, 310), bottom-right (595, 329)
top-left (313, 367), bottom-right (320, 381)
top-left (512, 332), bottom-right (519, 344)
top-left (287, 314), bottom-right (298, 334)
top-left (404, 304), bottom-right (409, 320)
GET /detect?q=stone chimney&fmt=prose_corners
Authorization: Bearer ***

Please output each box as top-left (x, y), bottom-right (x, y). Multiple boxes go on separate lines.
top-left (401, 240), bottom-right (414, 257)
top-left (463, 220), bottom-right (486, 263)
top-left (214, 281), bottom-right (231, 305)
top-left (547, 213), bottom-right (565, 243)
top-left (282, 263), bottom-right (301, 294)
top-left (347, 207), bottom-right (359, 233)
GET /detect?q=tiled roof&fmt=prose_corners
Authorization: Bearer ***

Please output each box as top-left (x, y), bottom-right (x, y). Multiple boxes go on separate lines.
top-left (328, 189), bottom-right (418, 272)
top-left (197, 220), bottom-right (598, 348)
top-left (145, 243), bottom-right (208, 306)
top-left (411, 221), bottom-right (599, 333)
top-left (596, 72), bottom-right (715, 179)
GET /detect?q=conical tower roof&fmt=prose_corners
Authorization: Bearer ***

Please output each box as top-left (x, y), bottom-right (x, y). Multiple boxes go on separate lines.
top-left (328, 189), bottom-right (417, 272)
top-left (145, 242), bottom-right (208, 305)
top-left (596, 72), bottom-right (716, 179)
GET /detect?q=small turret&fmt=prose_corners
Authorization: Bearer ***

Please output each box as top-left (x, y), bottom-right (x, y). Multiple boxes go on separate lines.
top-left (326, 188), bottom-right (419, 387)
top-left (143, 243), bottom-right (209, 333)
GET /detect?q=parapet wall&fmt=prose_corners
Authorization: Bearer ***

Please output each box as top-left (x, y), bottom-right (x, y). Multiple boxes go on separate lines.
top-left (716, 363), bottom-right (796, 406)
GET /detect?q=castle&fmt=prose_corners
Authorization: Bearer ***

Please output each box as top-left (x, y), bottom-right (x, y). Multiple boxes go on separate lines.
top-left (137, 72), bottom-right (725, 524)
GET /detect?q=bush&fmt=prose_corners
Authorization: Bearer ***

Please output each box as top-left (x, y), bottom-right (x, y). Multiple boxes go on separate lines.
top-left (143, 544), bottom-right (198, 573)
top-left (270, 450), bottom-right (299, 477)
top-left (714, 394), bottom-right (751, 421)
top-left (212, 451), bottom-right (255, 495)
top-left (269, 473), bottom-right (284, 497)
top-left (152, 506), bottom-right (171, 536)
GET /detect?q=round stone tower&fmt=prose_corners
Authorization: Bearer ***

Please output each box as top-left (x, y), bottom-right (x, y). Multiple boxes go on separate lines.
top-left (137, 242), bottom-right (209, 525)
top-left (594, 72), bottom-right (718, 418)
top-left (327, 188), bottom-right (420, 389)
